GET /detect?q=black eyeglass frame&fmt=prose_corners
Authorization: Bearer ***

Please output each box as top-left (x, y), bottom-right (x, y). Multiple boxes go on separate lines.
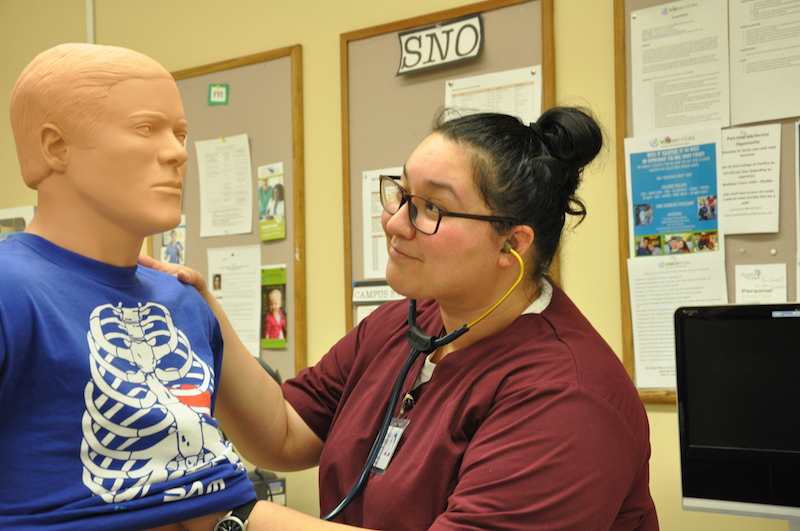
top-left (379, 175), bottom-right (518, 235)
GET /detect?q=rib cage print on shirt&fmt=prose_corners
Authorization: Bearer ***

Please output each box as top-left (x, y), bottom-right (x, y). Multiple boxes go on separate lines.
top-left (80, 302), bottom-right (235, 503)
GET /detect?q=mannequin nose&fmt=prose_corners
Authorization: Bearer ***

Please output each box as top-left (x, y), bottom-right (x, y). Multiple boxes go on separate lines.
top-left (161, 136), bottom-right (189, 167)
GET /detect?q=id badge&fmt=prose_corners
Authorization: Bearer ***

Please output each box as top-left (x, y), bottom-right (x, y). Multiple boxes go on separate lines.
top-left (371, 418), bottom-right (409, 475)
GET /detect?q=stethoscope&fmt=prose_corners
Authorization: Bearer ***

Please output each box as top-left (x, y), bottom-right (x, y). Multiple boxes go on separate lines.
top-left (322, 246), bottom-right (524, 521)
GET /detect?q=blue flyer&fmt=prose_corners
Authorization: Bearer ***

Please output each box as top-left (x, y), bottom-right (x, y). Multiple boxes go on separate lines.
top-left (625, 130), bottom-right (722, 258)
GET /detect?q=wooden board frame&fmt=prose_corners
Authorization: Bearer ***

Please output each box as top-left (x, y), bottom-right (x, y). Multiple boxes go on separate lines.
top-left (341, 0), bottom-right (555, 330)
top-left (614, 0), bottom-right (800, 403)
top-left (169, 46), bottom-right (306, 376)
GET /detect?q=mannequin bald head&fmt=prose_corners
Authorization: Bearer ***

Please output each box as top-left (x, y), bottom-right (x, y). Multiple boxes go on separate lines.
top-left (10, 43), bottom-right (174, 189)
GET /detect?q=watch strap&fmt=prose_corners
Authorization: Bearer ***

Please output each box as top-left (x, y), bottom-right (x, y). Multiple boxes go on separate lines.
top-left (215, 498), bottom-right (258, 531)
top-left (230, 498), bottom-right (258, 523)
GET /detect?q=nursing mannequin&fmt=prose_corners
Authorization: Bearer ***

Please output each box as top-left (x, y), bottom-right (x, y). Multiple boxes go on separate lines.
top-left (1, 43), bottom-right (258, 530)
top-left (10, 43), bottom-right (188, 265)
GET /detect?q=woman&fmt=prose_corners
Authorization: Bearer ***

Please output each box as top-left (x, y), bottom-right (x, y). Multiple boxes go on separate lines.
top-left (266, 183), bottom-right (285, 218)
top-left (259, 179), bottom-right (274, 220)
top-left (144, 107), bottom-right (657, 530)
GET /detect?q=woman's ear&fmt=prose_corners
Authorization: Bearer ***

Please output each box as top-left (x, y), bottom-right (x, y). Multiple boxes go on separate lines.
top-left (498, 224), bottom-right (534, 268)
top-left (39, 123), bottom-right (69, 173)
top-left (504, 225), bottom-right (534, 257)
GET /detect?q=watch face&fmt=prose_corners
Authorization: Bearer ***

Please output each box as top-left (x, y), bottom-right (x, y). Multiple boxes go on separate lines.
top-left (216, 518), bottom-right (244, 531)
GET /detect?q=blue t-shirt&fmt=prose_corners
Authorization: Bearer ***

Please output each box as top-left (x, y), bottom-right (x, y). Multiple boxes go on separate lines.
top-left (0, 234), bottom-right (255, 530)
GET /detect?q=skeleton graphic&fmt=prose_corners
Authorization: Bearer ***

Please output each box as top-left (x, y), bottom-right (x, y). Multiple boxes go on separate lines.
top-left (80, 302), bottom-right (235, 503)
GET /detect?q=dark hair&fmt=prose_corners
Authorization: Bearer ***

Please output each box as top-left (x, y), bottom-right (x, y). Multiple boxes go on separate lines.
top-left (432, 107), bottom-right (603, 281)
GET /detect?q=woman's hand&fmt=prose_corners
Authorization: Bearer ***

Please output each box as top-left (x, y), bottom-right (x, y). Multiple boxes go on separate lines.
top-left (137, 254), bottom-right (208, 293)
top-left (138, 255), bottom-right (323, 472)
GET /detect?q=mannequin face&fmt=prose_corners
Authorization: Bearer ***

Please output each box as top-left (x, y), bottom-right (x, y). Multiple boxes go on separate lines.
top-left (63, 78), bottom-right (188, 239)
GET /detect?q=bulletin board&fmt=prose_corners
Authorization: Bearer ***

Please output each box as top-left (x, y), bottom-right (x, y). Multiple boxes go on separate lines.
top-left (614, 0), bottom-right (799, 403)
top-left (342, 0), bottom-right (554, 330)
top-left (161, 46), bottom-right (306, 379)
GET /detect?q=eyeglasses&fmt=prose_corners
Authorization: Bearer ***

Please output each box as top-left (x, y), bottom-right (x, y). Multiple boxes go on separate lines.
top-left (379, 175), bottom-right (518, 235)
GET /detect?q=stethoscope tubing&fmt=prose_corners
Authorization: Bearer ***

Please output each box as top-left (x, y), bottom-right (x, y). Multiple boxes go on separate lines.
top-left (321, 248), bottom-right (523, 521)
top-left (321, 340), bottom-right (423, 521)
top-left (322, 301), bottom-right (464, 521)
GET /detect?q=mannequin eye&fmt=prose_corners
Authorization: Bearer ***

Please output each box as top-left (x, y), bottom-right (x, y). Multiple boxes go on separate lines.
top-left (135, 123), bottom-right (153, 135)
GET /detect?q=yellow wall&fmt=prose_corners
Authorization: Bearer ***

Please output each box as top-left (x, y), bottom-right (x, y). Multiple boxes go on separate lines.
top-left (0, 1), bottom-right (789, 529)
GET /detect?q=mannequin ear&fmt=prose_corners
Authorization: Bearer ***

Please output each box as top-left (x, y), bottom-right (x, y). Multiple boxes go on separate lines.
top-left (40, 124), bottom-right (69, 173)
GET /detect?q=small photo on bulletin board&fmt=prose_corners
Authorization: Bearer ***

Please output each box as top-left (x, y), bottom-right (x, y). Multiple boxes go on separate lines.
top-left (614, 0), bottom-right (800, 402)
top-left (341, 0), bottom-right (554, 330)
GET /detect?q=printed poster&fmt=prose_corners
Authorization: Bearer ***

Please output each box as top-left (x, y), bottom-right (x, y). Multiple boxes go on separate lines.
top-left (261, 265), bottom-right (288, 350)
top-left (161, 215), bottom-right (187, 265)
top-left (258, 162), bottom-right (286, 241)
top-left (625, 128), bottom-right (723, 258)
top-left (196, 134), bottom-right (253, 238)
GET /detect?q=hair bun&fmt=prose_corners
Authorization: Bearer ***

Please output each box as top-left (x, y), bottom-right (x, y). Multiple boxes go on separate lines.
top-left (535, 107), bottom-right (602, 170)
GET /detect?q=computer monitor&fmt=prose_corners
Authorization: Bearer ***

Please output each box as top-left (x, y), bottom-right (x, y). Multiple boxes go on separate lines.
top-left (675, 304), bottom-right (800, 525)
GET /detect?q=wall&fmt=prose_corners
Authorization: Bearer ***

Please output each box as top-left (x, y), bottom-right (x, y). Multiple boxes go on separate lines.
top-left (0, 0), bottom-right (788, 529)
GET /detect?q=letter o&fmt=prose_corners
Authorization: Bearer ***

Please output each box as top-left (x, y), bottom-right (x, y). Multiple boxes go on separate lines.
top-left (455, 25), bottom-right (480, 57)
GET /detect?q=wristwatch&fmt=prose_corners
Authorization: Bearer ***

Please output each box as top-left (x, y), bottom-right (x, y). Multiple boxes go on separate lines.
top-left (214, 499), bottom-right (258, 531)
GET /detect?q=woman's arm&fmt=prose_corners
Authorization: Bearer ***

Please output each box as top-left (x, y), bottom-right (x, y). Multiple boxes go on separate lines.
top-left (137, 255), bottom-right (323, 471)
top-left (179, 501), bottom-right (374, 531)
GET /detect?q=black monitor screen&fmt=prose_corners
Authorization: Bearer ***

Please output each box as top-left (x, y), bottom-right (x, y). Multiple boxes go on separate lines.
top-left (675, 304), bottom-right (800, 514)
